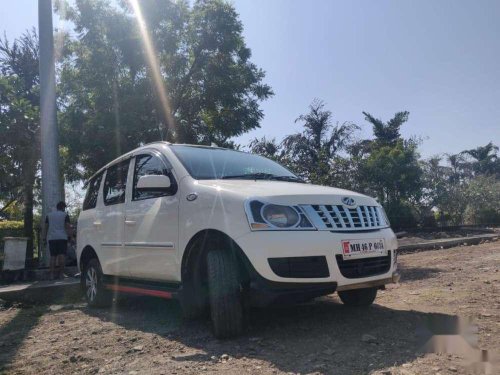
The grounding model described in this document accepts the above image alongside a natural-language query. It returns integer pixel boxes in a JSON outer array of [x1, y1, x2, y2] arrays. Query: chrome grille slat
[[370, 206, 378, 226], [332, 205, 347, 228], [319, 205, 338, 229], [303, 204, 387, 231], [364, 206, 372, 226], [343, 206, 355, 227]]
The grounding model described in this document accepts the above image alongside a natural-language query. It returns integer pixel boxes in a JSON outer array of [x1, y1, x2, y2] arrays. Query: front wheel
[[338, 287, 378, 306], [206, 250, 244, 338], [83, 258, 112, 307]]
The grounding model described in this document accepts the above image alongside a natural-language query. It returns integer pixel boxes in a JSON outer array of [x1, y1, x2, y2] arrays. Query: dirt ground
[[0, 241, 498, 375]]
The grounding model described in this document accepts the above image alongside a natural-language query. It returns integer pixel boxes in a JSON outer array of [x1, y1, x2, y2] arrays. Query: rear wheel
[[338, 287, 378, 306], [206, 249, 244, 338], [83, 258, 112, 307]]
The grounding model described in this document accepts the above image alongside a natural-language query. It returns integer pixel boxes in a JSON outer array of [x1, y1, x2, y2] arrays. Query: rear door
[[124, 151, 179, 281], [96, 159, 131, 276]]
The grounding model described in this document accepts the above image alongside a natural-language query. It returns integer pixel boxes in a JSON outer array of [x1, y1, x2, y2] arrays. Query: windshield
[[170, 145, 300, 181]]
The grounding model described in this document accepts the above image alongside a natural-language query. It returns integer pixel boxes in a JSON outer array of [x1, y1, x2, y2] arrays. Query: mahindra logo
[[342, 197, 356, 206]]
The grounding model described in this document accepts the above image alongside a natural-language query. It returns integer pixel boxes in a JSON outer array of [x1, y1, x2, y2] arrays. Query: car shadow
[[82, 294, 461, 375]]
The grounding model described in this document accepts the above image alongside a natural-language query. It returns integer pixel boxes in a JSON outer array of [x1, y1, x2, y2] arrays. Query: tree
[[281, 99, 359, 184], [445, 153, 469, 183], [362, 111, 409, 147], [357, 111, 422, 228], [464, 175, 500, 224], [462, 142, 499, 177], [57, 0, 273, 179], [248, 137, 283, 162], [0, 30, 40, 258]]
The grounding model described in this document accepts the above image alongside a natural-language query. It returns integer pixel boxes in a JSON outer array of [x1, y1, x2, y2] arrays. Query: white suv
[[77, 142, 399, 338]]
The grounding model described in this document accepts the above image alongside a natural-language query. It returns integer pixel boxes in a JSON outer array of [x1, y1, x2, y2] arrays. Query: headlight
[[245, 200, 315, 230], [262, 204, 299, 228]]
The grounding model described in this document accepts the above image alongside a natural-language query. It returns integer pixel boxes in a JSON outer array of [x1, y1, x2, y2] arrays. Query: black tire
[[82, 258, 112, 307], [338, 287, 378, 307], [206, 250, 244, 338]]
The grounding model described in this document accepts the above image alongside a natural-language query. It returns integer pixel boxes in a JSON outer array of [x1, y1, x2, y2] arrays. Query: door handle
[[93, 221, 102, 226], [125, 220, 137, 226]]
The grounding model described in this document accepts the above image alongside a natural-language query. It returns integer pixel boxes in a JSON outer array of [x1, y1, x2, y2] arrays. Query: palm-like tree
[[281, 99, 359, 183], [362, 111, 409, 146], [462, 142, 499, 176], [445, 153, 467, 182]]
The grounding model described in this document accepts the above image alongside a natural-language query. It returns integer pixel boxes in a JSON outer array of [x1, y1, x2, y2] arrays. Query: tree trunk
[[23, 178, 35, 266], [21, 156, 36, 267]]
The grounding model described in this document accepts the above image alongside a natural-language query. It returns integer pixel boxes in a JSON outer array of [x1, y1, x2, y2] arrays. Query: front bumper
[[235, 228, 398, 290]]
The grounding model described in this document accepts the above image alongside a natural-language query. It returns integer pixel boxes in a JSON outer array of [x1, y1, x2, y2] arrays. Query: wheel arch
[[79, 245, 99, 272], [181, 229, 250, 286]]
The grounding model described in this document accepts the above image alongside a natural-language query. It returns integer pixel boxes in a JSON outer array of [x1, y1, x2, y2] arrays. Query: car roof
[[83, 142, 233, 186]]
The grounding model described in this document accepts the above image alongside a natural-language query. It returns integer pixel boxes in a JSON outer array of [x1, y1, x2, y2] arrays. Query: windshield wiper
[[271, 175, 305, 183], [221, 173, 304, 183], [221, 172, 275, 180]]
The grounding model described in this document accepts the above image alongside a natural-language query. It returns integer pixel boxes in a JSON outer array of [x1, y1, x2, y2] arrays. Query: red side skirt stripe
[[105, 284, 173, 299]]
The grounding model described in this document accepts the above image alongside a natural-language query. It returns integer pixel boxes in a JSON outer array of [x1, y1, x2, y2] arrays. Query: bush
[[383, 201, 418, 230], [464, 176, 500, 225], [421, 214, 437, 228]]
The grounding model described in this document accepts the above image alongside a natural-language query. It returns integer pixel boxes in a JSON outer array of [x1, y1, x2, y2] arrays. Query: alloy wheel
[[85, 266, 98, 302]]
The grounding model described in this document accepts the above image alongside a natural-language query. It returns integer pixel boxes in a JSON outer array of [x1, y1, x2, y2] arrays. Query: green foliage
[[0, 221, 24, 230], [362, 111, 409, 147], [362, 140, 422, 206], [57, 0, 273, 179], [281, 99, 359, 184], [384, 201, 418, 230], [462, 142, 499, 176], [249, 101, 499, 228], [0, 200, 24, 221], [0, 30, 40, 254], [248, 137, 283, 162], [0, 31, 40, 202], [464, 176, 500, 224]]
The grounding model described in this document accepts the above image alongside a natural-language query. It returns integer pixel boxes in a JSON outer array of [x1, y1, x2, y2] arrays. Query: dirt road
[[1, 241, 498, 375]]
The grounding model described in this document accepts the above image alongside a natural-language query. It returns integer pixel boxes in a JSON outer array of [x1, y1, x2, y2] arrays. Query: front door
[[124, 151, 179, 281]]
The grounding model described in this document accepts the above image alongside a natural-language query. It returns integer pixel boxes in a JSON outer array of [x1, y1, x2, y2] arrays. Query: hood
[[195, 180, 378, 206]]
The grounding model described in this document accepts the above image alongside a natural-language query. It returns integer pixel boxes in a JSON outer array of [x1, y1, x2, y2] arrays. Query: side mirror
[[136, 175, 171, 190]]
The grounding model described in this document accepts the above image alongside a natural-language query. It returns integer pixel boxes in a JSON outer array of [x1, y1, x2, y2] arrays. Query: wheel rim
[[85, 266, 98, 302]]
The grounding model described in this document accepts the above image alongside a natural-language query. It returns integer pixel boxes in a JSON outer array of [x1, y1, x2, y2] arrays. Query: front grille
[[335, 251, 391, 279], [301, 204, 388, 231], [268, 256, 330, 278]]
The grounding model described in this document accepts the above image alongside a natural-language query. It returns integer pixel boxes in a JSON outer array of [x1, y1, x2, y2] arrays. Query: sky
[[1, 0, 499, 158]]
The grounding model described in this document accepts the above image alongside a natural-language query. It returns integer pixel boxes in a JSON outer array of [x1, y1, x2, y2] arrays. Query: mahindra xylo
[[77, 142, 399, 338]]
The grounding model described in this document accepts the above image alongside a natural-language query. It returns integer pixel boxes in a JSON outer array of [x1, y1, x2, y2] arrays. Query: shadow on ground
[[0, 303, 43, 373], [83, 295, 457, 375]]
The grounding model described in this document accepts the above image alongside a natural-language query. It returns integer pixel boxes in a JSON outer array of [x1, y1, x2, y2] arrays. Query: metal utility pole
[[39, 0, 62, 266]]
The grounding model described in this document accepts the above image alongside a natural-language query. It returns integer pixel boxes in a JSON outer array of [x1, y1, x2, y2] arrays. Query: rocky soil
[[0, 241, 498, 375]]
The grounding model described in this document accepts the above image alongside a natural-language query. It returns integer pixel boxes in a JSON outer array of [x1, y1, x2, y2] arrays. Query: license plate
[[341, 239, 386, 260]]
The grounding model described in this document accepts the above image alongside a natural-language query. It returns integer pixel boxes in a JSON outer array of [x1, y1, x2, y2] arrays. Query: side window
[[82, 173, 103, 210], [133, 154, 177, 201], [103, 159, 130, 206]]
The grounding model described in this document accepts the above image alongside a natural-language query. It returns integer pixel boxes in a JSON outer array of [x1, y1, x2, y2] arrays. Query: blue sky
[[2, 0, 499, 158]]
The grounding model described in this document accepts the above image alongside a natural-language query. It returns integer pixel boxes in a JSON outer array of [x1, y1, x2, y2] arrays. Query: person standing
[[42, 201, 72, 279]]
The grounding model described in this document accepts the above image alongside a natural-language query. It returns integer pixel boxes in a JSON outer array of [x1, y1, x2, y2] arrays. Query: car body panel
[[77, 142, 398, 292]]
